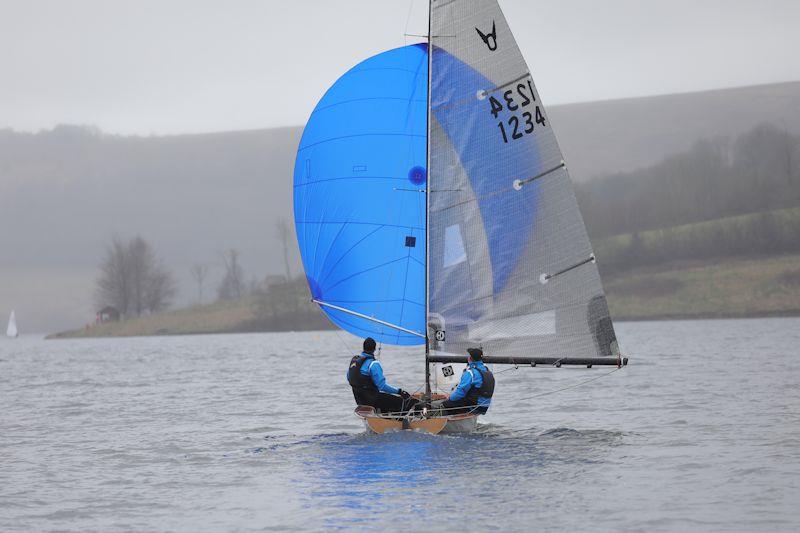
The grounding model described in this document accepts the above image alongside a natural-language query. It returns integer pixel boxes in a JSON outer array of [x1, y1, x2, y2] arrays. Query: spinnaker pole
[[424, 0, 433, 399]]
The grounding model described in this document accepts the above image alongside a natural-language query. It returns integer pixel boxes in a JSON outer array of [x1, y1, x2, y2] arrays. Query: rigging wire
[[507, 365, 624, 405], [374, 365, 626, 417], [333, 328, 358, 357], [402, 0, 416, 46]]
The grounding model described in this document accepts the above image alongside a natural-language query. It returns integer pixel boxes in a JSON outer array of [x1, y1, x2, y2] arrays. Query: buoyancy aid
[[465, 365, 495, 403], [347, 353, 378, 392]]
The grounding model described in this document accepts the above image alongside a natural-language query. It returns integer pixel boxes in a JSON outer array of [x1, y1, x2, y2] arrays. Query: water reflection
[[287, 424, 622, 529], [310, 432, 444, 513]]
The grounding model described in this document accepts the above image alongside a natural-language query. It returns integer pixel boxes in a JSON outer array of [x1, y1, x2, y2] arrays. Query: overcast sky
[[1, 0, 798, 135]]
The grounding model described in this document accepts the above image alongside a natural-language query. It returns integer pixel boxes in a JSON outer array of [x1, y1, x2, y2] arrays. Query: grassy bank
[[48, 255, 800, 339], [595, 206, 800, 273], [605, 254, 800, 320], [47, 296, 334, 339]]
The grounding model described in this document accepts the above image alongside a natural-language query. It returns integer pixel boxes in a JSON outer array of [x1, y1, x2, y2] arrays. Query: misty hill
[[555, 81, 800, 178], [1, 81, 799, 332], [1, 126, 303, 332]]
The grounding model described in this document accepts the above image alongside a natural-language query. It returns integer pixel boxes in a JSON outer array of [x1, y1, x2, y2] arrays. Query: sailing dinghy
[[293, 0, 627, 434], [7, 310, 18, 338]]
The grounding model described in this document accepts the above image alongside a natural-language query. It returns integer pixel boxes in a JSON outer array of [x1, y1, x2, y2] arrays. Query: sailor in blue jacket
[[440, 347, 495, 415], [347, 337, 416, 414]]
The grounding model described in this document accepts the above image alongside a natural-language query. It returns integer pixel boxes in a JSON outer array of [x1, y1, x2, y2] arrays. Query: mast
[[424, 0, 433, 398]]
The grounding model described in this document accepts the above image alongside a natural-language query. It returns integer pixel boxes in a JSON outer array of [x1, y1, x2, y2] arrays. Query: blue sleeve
[[449, 370, 473, 401], [370, 361, 399, 395]]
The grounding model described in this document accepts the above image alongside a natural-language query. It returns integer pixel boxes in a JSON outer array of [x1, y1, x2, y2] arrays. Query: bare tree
[[128, 237, 151, 317], [189, 263, 209, 305], [217, 249, 245, 301], [95, 235, 130, 317], [248, 275, 261, 296], [275, 217, 292, 281], [95, 235, 176, 317], [144, 269, 177, 313]]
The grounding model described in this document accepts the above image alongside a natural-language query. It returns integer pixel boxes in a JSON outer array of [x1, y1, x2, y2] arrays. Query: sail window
[[443, 224, 467, 267], [468, 310, 556, 340]]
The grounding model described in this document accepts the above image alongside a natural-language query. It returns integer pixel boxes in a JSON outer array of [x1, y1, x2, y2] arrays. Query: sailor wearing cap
[[440, 347, 495, 415]]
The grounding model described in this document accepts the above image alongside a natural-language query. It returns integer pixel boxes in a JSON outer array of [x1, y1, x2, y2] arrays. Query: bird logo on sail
[[476, 21, 498, 51]]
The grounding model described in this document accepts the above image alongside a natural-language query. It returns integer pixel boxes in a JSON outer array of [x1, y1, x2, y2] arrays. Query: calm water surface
[[2, 318, 799, 531]]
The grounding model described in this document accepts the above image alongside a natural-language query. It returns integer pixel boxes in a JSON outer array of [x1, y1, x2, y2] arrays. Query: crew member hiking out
[[347, 337, 417, 415], [436, 347, 494, 415]]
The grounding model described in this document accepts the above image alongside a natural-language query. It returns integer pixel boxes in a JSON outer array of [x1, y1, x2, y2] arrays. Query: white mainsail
[[427, 0, 620, 362], [6, 310, 18, 338]]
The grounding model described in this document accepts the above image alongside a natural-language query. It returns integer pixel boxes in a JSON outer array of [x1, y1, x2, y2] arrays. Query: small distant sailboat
[[293, 0, 627, 434], [7, 310, 18, 338]]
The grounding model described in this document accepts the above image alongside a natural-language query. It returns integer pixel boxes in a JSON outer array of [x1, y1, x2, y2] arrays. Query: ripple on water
[[1, 321, 799, 531]]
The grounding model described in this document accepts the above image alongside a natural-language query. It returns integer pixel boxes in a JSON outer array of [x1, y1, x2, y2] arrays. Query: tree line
[[94, 217, 300, 322], [577, 122, 800, 239], [595, 208, 800, 275], [576, 122, 800, 273]]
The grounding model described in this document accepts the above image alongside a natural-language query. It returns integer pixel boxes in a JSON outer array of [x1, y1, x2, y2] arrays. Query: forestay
[[427, 0, 620, 359]]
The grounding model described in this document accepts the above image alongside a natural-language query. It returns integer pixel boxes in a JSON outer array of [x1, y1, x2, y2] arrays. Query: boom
[[427, 354, 628, 367]]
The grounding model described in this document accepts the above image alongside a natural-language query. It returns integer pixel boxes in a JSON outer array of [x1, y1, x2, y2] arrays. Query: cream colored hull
[[355, 406, 478, 435]]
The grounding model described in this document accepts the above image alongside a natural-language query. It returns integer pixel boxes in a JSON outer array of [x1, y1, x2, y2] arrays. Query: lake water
[[2, 318, 799, 531]]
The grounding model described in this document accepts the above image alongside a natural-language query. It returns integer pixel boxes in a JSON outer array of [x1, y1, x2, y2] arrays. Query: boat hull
[[355, 406, 478, 435], [439, 413, 478, 433]]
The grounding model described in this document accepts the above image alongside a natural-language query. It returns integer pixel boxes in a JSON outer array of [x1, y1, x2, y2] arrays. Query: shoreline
[[45, 311, 800, 339]]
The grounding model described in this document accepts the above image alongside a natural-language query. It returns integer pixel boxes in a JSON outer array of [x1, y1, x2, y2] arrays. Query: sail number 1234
[[488, 79, 547, 143]]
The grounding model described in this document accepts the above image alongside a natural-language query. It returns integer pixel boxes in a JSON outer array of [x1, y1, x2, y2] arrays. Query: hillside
[[3, 80, 799, 332], [594, 207, 800, 274], [605, 255, 800, 321], [554, 81, 800, 179], [49, 252, 800, 339]]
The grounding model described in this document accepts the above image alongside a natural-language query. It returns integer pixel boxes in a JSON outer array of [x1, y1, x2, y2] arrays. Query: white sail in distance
[[7, 310, 18, 338]]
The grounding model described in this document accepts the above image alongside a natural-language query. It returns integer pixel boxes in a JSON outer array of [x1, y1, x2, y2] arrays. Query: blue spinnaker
[[293, 44, 427, 345]]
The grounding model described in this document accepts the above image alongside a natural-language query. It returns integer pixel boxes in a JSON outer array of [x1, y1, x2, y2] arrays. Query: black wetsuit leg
[[441, 397, 476, 415], [353, 388, 416, 415]]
